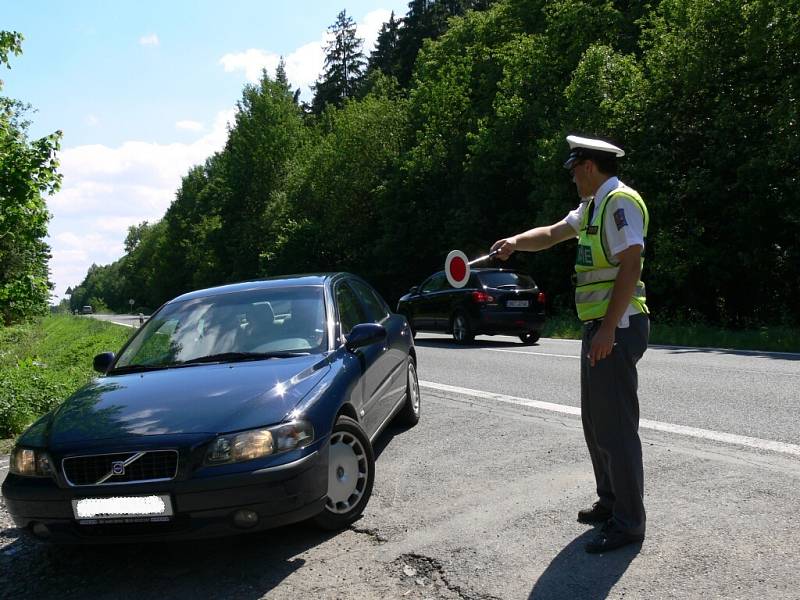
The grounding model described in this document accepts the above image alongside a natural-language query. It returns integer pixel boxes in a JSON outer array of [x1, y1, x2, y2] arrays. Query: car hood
[[38, 356, 331, 446]]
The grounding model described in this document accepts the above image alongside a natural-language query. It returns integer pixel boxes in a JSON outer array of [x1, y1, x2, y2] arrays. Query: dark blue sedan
[[2, 273, 420, 543]]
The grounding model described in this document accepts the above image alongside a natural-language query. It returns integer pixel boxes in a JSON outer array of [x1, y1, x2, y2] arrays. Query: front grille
[[63, 450, 179, 486]]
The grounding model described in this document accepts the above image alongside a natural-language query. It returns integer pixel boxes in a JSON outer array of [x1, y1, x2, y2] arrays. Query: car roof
[[168, 273, 353, 303], [429, 267, 526, 277]]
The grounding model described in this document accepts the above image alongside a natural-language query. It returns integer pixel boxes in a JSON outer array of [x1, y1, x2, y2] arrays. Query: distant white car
[[81, 305, 93, 314]]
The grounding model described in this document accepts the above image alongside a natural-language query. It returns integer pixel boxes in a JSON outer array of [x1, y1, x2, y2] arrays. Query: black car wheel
[[396, 358, 421, 426], [519, 331, 540, 345], [451, 311, 474, 344], [314, 415, 375, 530]]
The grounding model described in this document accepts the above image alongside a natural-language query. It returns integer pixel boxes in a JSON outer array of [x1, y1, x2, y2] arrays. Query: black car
[[2, 273, 420, 543], [397, 268, 546, 344]]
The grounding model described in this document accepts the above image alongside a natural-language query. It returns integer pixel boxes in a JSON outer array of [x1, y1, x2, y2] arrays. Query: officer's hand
[[588, 324, 615, 367], [491, 237, 516, 261]]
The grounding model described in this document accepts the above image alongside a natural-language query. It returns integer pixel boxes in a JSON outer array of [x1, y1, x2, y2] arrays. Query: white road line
[[488, 349, 579, 359], [110, 320, 136, 328], [420, 380, 800, 458]]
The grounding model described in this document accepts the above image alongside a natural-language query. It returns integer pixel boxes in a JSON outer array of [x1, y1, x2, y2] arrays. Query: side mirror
[[409, 286, 419, 294], [93, 352, 115, 373], [345, 323, 386, 352]]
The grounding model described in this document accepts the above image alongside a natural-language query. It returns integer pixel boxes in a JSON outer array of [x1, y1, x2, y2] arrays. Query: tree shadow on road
[[0, 421, 423, 598], [654, 344, 800, 361], [529, 529, 641, 600], [413, 335, 534, 350], [0, 520, 341, 599]]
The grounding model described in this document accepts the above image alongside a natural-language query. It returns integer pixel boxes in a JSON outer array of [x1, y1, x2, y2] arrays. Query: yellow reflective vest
[[574, 185, 649, 322]]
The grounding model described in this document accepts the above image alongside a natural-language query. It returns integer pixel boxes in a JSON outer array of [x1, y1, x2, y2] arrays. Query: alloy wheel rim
[[408, 362, 420, 415], [326, 430, 368, 514], [454, 316, 466, 341]]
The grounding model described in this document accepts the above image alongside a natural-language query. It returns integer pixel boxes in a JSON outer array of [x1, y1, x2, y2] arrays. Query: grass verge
[[0, 315, 133, 440]]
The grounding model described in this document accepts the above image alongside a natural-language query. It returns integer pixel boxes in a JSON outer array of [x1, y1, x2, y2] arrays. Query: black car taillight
[[472, 290, 494, 303], [537, 292, 546, 304]]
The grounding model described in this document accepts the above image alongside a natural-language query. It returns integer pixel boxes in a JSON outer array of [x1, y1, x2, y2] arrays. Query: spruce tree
[[311, 10, 366, 114]]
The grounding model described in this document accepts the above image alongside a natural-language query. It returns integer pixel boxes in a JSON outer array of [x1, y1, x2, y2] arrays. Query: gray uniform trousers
[[580, 312, 649, 535]]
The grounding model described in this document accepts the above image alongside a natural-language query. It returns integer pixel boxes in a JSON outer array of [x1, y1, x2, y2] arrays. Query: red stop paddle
[[445, 249, 499, 288]]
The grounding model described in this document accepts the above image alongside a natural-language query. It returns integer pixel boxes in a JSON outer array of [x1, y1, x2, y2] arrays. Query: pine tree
[[275, 57, 290, 91], [311, 10, 366, 114], [367, 11, 400, 79]]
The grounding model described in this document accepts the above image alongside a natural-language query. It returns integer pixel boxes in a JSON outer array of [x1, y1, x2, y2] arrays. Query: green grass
[[0, 315, 133, 439], [543, 311, 800, 353]]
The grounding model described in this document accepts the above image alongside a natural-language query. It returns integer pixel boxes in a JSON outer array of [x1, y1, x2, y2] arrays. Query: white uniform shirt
[[564, 177, 645, 328]]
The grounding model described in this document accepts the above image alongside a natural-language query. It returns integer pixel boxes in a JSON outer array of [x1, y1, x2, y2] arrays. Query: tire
[[313, 415, 375, 530], [396, 358, 421, 426], [451, 311, 474, 344], [519, 331, 540, 345]]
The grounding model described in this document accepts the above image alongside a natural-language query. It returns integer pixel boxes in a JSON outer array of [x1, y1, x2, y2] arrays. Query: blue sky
[[4, 1, 408, 300]]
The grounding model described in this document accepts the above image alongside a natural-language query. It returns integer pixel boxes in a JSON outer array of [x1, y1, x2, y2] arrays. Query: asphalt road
[[86, 312, 148, 329], [1, 332, 799, 599]]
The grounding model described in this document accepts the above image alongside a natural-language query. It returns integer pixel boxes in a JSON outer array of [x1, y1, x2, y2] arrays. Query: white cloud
[[219, 9, 392, 100], [176, 120, 204, 132], [360, 9, 393, 52], [139, 33, 160, 46], [47, 109, 236, 296], [219, 49, 282, 84]]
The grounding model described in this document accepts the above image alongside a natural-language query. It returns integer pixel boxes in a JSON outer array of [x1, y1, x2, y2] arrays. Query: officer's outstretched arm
[[492, 220, 575, 259]]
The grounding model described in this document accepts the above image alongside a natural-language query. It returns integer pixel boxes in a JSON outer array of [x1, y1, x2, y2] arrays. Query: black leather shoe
[[585, 523, 644, 554], [577, 502, 612, 524]]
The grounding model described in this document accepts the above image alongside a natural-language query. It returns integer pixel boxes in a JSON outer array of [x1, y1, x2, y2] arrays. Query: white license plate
[[72, 495, 174, 523], [507, 300, 529, 308]]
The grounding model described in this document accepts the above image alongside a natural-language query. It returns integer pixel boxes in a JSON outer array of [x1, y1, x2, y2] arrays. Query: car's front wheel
[[314, 415, 375, 530], [519, 331, 540, 345]]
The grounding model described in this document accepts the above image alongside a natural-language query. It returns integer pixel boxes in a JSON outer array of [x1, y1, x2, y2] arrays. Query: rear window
[[478, 271, 537, 289]]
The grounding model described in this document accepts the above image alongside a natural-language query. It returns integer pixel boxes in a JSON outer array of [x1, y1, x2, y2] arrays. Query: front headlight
[[205, 420, 315, 465], [9, 447, 54, 477]]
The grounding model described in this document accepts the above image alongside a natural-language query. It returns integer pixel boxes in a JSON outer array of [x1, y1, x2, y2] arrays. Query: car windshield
[[113, 286, 327, 369], [479, 272, 537, 289]]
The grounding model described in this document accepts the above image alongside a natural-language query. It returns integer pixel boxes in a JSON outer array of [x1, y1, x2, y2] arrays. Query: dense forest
[[61, 0, 799, 328]]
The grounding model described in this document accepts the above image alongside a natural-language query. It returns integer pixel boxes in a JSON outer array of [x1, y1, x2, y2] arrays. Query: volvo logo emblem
[[111, 461, 126, 476]]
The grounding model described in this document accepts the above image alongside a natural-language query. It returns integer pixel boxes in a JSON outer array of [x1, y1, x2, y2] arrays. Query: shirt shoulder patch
[[613, 208, 628, 230]]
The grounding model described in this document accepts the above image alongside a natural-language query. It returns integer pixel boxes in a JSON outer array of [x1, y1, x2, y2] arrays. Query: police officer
[[491, 135, 649, 553]]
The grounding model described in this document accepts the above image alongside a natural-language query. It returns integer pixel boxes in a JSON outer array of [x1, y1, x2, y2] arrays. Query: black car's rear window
[[478, 271, 537, 289]]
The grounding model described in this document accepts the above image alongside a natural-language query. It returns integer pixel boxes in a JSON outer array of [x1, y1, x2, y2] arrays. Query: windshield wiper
[[178, 351, 310, 365], [108, 364, 175, 375]]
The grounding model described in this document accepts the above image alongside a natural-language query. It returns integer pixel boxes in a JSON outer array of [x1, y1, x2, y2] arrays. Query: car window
[[348, 279, 390, 323], [478, 271, 537, 289], [420, 273, 447, 293], [336, 282, 367, 335]]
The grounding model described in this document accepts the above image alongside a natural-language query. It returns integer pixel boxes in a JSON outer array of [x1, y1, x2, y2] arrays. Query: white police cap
[[564, 135, 624, 169]]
